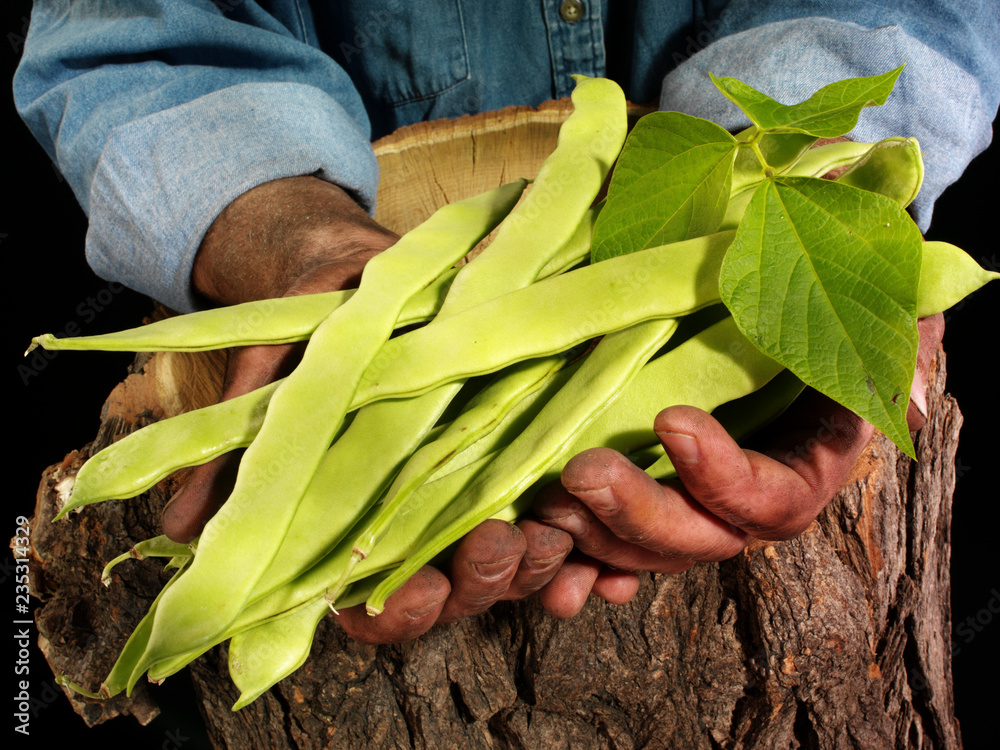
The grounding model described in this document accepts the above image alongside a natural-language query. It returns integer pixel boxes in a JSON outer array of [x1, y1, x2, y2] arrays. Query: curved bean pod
[[55, 381, 280, 517], [836, 137, 923, 208], [26, 197, 595, 359], [437, 75, 626, 315], [95, 558, 191, 698]]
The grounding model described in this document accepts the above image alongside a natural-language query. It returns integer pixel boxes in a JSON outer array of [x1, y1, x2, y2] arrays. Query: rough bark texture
[[23, 344, 963, 749]]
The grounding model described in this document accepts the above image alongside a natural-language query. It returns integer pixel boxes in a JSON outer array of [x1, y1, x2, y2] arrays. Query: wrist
[[192, 175, 397, 305]]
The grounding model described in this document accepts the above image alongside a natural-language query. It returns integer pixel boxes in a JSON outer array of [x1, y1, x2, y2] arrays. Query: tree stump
[[21, 103, 965, 749]]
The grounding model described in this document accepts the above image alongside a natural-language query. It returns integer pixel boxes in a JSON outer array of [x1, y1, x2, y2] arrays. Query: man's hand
[[162, 175, 574, 644], [530, 314, 946, 617]]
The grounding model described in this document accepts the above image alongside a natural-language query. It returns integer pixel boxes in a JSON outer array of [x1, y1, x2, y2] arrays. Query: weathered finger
[[501, 519, 574, 600], [536, 553, 602, 619], [591, 568, 641, 605], [333, 566, 450, 645], [907, 313, 945, 430], [656, 401, 873, 540], [546, 447, 749, 566], [534, 484, 702, 573], [218, 341, 302, 402], [436, 519, 527, 624]]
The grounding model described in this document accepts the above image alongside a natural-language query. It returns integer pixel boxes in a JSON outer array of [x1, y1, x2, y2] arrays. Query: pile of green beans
[[34, 76, 998, 710]]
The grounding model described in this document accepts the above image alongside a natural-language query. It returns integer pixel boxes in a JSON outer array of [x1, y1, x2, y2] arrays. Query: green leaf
[[710, 66, 904, 138], [591, 112, 737, 263], [719, 176, 922, 457]]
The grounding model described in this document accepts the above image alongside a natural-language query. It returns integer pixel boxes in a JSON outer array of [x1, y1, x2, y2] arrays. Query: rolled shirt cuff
[[86, 81, 379, 313], [659, 17, 995, 232]]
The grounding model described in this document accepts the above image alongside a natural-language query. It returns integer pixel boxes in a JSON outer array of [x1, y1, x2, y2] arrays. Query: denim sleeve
[[660, 2, 1000, 232], [13, 1, 378, 313]]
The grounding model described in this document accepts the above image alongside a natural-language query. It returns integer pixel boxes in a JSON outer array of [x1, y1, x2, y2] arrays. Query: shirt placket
[[542, 0, 607, 99]]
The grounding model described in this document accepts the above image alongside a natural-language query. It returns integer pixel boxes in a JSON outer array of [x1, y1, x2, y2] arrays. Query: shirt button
[[559, 0, 585, 23]]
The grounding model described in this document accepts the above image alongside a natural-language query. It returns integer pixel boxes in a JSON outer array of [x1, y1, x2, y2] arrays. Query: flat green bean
[[55, 381, 280, 517], [436, 76, 626, 315], [354, 231, 734, 406], [27, 194, 594, 359], [836, 137, 923, 207], [89, 558, 192, 698]]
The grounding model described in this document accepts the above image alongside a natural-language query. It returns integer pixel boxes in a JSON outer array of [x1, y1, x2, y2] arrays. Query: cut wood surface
[[22, 101, 965, 748]]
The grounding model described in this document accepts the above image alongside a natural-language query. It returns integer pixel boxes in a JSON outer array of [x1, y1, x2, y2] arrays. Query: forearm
[[14, 1, 378, 312]]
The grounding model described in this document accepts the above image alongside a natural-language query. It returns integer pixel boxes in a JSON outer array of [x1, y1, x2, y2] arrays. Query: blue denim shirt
[[14, 1, 1000, 311]]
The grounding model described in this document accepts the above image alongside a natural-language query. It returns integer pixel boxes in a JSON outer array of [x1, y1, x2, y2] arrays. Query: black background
[[5, 3, 997, 746]]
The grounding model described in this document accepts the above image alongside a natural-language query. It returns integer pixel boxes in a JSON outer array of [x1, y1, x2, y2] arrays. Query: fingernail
[[909, 368, 928, 417], [405, 597, 447, 620], [523, 553, 564, 574], [474, 557, 519, 581], [540, 510, 589, 537], [656, 430, 700, 464], [573, 485, 618, 513]]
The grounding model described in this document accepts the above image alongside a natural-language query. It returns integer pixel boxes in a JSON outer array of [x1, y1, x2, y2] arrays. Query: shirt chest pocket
[[329, 1, 470, 106]]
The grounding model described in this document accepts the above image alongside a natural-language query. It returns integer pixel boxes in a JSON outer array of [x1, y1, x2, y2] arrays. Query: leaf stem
[[748, 135, 774, 178]]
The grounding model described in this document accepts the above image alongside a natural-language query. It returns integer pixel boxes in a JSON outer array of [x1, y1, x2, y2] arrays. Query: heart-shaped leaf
[[719, 176, 922, 456]]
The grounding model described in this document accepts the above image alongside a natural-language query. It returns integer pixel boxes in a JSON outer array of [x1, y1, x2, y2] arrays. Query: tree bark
[[20, 102, 965, 748]]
